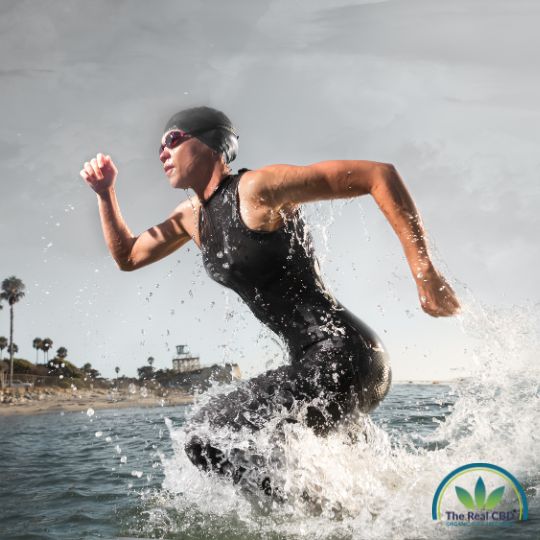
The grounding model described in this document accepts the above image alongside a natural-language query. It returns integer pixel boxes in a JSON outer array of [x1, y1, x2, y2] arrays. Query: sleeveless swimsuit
[[185, 168, 392, 492]]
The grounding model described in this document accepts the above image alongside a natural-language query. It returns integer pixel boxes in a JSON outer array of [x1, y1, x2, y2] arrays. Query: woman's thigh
[[187, 335, 392, 436], [183, 338, 392, 488], [187, 363, 300, 432]]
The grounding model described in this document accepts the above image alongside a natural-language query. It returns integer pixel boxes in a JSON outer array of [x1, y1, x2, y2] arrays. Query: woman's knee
[[184, 433, 238, 478], [184, 434, 208, 470]]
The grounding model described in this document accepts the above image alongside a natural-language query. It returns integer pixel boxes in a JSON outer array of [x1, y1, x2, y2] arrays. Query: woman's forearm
[[96, 187, 136, 270], [370, 165, 434, 281]]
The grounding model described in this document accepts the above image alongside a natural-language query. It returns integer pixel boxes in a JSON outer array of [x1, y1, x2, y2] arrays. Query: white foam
[[142, 302, 539, 539]]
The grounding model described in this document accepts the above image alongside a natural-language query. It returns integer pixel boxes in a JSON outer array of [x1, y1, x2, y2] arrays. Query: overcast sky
[[1, 0, 538, 381]]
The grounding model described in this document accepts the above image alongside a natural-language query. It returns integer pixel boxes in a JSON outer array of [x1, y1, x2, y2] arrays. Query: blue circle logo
[[432, 463, 528, 526]]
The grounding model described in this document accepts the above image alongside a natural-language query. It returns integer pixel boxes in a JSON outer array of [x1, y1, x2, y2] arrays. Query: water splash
[[131, 300, 539, 540]]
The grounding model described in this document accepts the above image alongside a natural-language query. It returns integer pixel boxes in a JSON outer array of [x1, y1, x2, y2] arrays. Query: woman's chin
[[169, 174, 189, 190]]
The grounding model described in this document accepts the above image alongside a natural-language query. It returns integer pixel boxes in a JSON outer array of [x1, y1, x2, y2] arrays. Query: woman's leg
[[184, 363, 300, 493], [184, 336, 392, 491]]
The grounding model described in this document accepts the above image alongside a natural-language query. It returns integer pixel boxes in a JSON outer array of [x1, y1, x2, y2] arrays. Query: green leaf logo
[[455, 486, 476, 510], [475, 476, 486, 508], [455, 477, 505, 511], [485, 486, 505, 510]]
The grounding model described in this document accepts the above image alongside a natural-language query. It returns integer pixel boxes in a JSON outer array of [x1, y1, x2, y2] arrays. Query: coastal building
[[172, 344, 201, 373], [166, 345, 242, 391]]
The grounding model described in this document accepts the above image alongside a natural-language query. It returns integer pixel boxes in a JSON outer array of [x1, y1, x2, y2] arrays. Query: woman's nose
[[160, 146, 170, 162]]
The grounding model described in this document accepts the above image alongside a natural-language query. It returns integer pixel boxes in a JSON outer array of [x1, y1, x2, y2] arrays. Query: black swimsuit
[[185, 168, 392, 491]]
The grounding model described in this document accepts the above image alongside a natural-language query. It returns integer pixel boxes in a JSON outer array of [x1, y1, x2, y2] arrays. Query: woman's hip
[[293, 333, 392, 410]]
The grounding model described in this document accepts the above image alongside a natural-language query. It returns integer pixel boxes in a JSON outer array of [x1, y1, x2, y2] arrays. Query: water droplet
[[86, 408, 95, 417], [217, 251, 224, 258], [95, 431, 103, 438]]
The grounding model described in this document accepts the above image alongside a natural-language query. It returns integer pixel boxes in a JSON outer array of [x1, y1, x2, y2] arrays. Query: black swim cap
[[163, 106, 239, 164]]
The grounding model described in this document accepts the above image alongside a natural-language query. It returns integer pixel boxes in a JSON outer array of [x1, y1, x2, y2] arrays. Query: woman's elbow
[[380, 162, 398, 179], [369, 163, 401, 198], [375, 162, 401, 189], [116, 257, 137, 272]]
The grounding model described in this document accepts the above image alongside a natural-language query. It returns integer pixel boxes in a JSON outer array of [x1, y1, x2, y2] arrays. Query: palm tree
[[32, 337, 43, 364], [0, 336, 7, 360], [115, 366, 120, 380], [56, 347, 68, 360], [1, 276, 26, 387], [40, 338, 53, 363], [147, 356, 155, 367]]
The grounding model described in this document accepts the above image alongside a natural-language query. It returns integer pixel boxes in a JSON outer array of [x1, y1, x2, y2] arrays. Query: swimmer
[[80, 105, 461, 497]]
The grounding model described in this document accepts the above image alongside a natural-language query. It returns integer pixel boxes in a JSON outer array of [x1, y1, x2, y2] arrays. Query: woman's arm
[[80, 153, 192, 271], [368, 164, 461, 317], [250, 160, 461, 317]]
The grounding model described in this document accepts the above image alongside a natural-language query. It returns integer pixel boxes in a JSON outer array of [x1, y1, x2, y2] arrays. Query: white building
[[172, 344, 201, 373]]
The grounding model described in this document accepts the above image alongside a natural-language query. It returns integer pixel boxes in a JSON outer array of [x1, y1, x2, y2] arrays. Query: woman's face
[[159, 129, 215, 189]]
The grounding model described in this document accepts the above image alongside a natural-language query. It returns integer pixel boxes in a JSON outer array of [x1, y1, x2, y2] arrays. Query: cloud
[[1, 0, 537, 379]]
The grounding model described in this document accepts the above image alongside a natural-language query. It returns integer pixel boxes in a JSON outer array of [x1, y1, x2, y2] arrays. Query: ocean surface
[[1, 307, 539, 540]]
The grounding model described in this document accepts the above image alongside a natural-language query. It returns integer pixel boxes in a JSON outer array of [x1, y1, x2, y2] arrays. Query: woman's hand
[[80, 152, 118, 194], [415, 265, 461, 317]]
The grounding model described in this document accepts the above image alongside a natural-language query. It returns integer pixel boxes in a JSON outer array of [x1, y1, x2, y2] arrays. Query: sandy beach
[[0, 380, 457, 417], [0, 386, 194, 416]]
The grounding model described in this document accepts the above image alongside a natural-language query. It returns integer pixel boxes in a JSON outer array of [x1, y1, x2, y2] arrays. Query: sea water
[[0, 305, 539, 540]]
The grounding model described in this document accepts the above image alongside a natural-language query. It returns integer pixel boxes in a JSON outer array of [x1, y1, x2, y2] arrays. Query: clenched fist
[[416, 266, 461, 317], [80, 153, 118, 194]]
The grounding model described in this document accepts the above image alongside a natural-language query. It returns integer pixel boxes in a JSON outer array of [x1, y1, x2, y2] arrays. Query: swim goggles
[[159, 125, 239, 155], [159, 129, 194, 155]]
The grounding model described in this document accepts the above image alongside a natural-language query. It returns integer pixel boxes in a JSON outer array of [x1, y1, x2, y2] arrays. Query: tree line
[[0, 275, 217, 390], [0, 276, 96, 387], [0, 338, 64, 364]]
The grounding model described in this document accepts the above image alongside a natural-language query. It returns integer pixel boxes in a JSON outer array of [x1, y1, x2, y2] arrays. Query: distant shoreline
[[0, 388, 194, 417], [0, 380, 462, 418]]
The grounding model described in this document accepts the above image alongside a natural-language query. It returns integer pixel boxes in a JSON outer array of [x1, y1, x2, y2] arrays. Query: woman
[[80, 105, 460, 496]]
